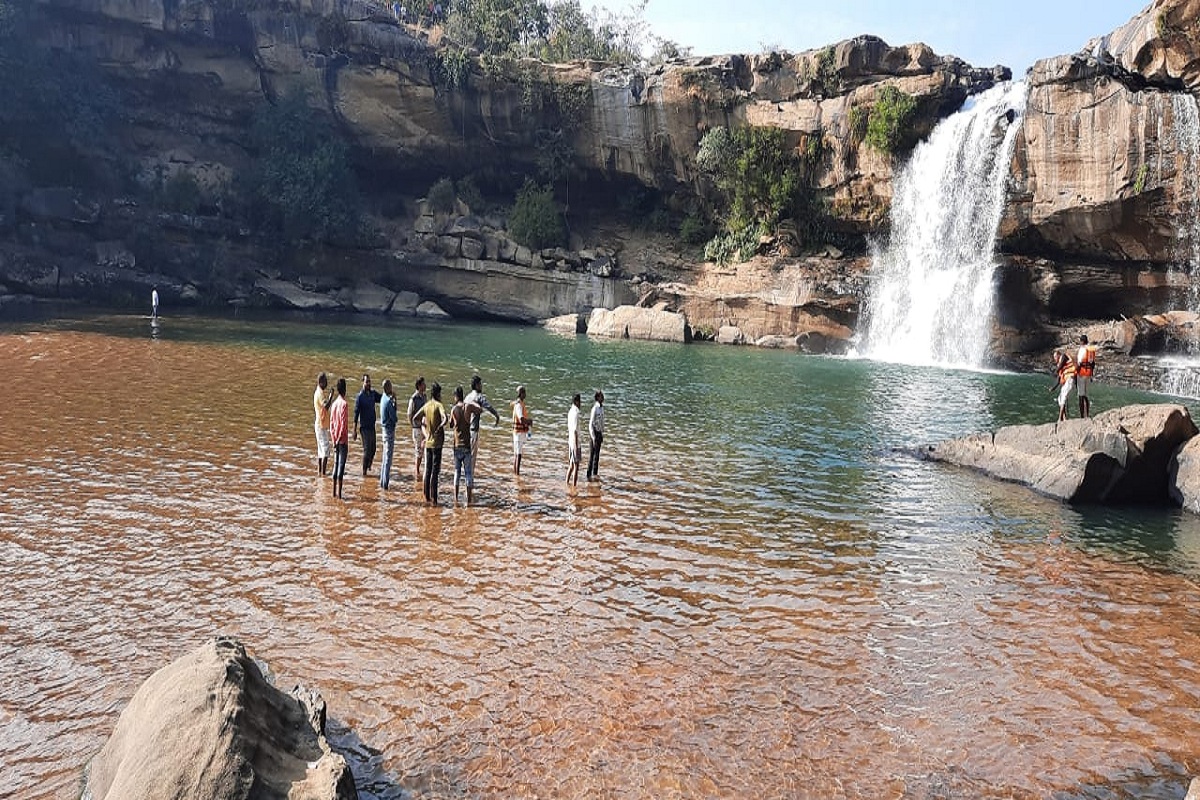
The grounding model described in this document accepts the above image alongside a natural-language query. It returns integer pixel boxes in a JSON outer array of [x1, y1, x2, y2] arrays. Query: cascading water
[[858, 81, 1028, 368], [1161, 94, 1200, 397]]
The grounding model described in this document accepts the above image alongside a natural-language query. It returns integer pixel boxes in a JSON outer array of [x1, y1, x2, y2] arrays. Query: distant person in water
[[1050, 349, 1076, 423], [449, 386, 482, 506], [465, 374, 501, 475], [586, 389, 604, 481], [407, 376, 428, 481], [313, 372, 333, 476], [566, 393, 582, 486], [353, 374, 382, 476], [151, 286, 159, 319], [422, 382, 447, 504], [1076, 334, 1098, 419], [379, 379, 397, 490], [511, 385, 532, 475], [330, 378, 349, 499]]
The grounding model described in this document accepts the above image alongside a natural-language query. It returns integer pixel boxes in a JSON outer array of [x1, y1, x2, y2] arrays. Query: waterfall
[[858, 81, 1028, 368], [1161, 94, 1200, 397]]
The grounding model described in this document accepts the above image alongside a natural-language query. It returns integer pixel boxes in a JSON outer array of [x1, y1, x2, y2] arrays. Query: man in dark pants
[[352, 373, 382, 476], [422, 382, 447, 504], [586, 390, 604, 481]]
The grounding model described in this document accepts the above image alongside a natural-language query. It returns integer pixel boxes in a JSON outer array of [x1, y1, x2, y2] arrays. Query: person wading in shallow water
[[421, 382, 447, 505], [313, 372, 333, 476], [566, 393, 582, 486], [407, 376, 427, 482], [449, 386, 482, 506], [465, 374, 501, 475], [511, 385, 532, 475], [587, 389, 604, 482], [353, 374, 382, 476], [330, 378, 349, 499]]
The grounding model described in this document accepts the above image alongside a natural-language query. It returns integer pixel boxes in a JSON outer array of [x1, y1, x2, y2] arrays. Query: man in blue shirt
[[352, 373, 382, 476]]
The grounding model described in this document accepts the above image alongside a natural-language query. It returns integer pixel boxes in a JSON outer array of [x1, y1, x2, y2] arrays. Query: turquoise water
[[5, 311, 1200, 799]]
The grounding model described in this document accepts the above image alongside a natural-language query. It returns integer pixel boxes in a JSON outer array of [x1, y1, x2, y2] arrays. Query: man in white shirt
[[566, 393, 582, 486], [151, 286, 159, 319], [586, 390, 604, 481], [465, 374, 501, 473]]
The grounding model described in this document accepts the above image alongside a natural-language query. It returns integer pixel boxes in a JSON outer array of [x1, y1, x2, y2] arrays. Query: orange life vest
[[1077, 345, 1097, 378], [1058, 356, 1077, 384]]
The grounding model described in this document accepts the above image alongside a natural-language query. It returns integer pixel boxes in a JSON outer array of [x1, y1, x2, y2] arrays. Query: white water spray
[[1161, 94, 1200, 397], [858, 81, 1028, 368]]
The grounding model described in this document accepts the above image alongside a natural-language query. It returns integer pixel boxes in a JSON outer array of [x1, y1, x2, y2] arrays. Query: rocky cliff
[[0, 0, 1002, 331]]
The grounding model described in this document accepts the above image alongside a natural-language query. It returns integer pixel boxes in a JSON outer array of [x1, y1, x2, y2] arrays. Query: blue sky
[[599, 0, 1147, 75]]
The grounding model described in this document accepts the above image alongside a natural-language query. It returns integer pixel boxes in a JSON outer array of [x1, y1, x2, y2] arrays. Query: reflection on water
[[3, 313, 1200, 799]]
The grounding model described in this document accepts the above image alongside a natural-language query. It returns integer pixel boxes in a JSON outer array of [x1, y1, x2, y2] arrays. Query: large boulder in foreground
[[926, 404, 1198, 505], [83, 637, 357, 800]]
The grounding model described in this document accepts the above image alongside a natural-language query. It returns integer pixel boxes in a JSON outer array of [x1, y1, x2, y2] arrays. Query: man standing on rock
[[313, 372, 333, 477], [1076, 334, 1097, 419], [353, 374, 382, 476], [465, 374, 501, 474], [1050, 349, 1076, 423], [511, 385, 532, 475], [407, 377, 428, 482]]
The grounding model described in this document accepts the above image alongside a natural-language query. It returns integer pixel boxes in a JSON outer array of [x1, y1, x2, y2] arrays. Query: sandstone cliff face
[[1005, 0, 1200, 268]]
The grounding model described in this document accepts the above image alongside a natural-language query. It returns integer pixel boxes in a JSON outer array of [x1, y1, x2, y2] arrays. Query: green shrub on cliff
[[241, 89, 363, 245], [508, 179, 564, 249], [696, 125, 801, 233], [864, 85, 919, 156], [428, 177, 457, 213]]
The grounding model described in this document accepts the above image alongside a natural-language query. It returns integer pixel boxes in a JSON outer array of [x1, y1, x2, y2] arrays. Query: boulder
[[587, 305, 691, 343], [416, 300, 449, 318], [755, 334, 801, 349], [926, 404, 1198, 504], [542, 313, 585, 335], [82, 637, 357, 800], [20, 187, 101, 224], [460, 237, 486, 260], [717, 325, 746, 345], [94, 241, 136, 269], [254, 278, 342, 311], [1171, 437, 1200, 514], [341, 281, 396, 314], [390, 290, 420, 315]]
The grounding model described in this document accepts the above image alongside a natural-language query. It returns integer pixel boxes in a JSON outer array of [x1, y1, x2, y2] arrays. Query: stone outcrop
[[926, 404, 1199, 505], [542, 312, 585, 334], [82, 637, 357, 800], [587, 305, 691, 343], [1170, 436, 1200, 513]]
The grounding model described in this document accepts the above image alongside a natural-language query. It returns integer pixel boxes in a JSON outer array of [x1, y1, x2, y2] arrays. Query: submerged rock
[[926, 404, 1198, 505], [82, 637, 357, 800]]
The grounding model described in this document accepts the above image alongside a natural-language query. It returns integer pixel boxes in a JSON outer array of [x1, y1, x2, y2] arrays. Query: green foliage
[[0, 2, 120, 179], [241, 89, 363, 244], [810, 46, 839, 97], [539, 0, 642, 63], [864, 85, 918, 156], [456, 175, 485, 211], [508, 178, 564, 249], [704, 221, 767, 264], [679, 214, 711, 245], [534, 127, 573, 183], [696, 125, 801, 232], [444, 0, 549, 56], [160, 170, 204, 215], [848, 106, 868, 142], [438, 46, 471, 90], [1133, 162, 1149, 194], [428, 176, 457, 212]]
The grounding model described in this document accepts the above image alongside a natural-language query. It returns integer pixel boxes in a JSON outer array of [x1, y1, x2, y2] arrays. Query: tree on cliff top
[[445, 0, 549, 56]]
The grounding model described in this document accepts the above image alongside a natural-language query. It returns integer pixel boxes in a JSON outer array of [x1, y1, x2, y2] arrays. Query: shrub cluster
[[508, 179, 564, 249]]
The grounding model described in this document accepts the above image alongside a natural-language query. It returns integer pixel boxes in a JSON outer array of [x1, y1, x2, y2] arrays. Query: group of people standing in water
[[1050, 334, 1099, 423], [312, 372, 606, 504]]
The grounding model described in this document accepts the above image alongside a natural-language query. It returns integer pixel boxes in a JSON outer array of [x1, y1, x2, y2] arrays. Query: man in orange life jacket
[[1076, 334, 1098, 419], [1050, 349, 1076, 423]]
